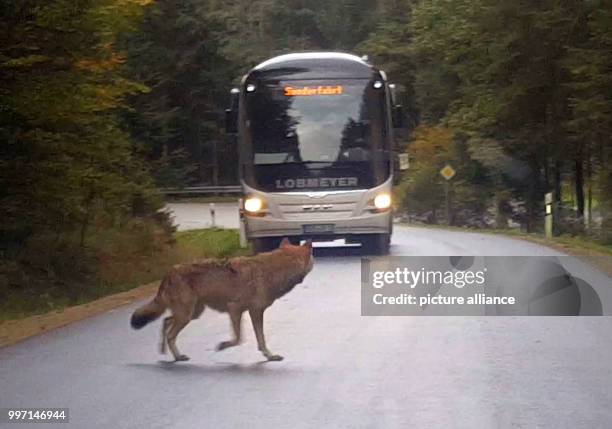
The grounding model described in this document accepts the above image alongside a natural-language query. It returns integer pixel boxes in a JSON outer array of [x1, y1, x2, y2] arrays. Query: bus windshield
[[244, 79, 391, 191]]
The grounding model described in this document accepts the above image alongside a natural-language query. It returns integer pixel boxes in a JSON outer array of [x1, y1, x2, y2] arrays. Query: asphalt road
[[1, 203, 612, 428]]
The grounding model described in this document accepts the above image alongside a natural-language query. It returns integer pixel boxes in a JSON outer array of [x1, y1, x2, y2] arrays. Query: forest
[[1, 0, 611, 309]]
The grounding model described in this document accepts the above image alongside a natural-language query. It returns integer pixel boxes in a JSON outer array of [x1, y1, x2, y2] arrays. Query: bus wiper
[[279, 161, 334, 165]]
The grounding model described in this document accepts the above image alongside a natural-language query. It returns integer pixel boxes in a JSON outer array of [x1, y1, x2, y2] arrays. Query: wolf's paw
[[266, 354, 284, 362], [216, 340, 236, 351], [174, 354, 190, 362]]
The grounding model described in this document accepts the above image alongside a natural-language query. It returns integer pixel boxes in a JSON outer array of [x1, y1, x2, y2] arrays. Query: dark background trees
[[387, 0, 610, 239], [1, 0, 611, 299]]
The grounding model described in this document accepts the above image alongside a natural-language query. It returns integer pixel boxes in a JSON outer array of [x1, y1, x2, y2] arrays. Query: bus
[[225, 52, 404, 254]]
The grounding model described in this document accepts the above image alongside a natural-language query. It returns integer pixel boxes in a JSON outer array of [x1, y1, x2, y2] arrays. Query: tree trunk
[[574, 156, 585, 218], [525, 166, 541, 233], [586, 146, 592, 229], [554, 160, 562, 204]]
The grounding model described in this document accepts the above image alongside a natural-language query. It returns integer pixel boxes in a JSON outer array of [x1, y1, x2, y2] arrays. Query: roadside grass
[[493, 229, 612, 257], [175, 228, 250, 259], [0, 228, 250, 322], [403, 222, 612, 257]]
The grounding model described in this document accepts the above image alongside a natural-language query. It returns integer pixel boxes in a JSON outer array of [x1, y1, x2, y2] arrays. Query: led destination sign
[[284, 85, 344, 96]]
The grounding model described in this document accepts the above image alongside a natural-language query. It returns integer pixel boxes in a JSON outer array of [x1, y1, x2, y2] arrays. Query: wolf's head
[[279, 237, 314, 274]]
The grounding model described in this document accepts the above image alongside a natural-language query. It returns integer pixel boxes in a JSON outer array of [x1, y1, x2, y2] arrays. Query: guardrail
[[161, 185, 242, 195]]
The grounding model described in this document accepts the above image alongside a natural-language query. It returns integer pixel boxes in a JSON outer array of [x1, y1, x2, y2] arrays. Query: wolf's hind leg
[[166, 314, 191, 362], [191, 300, 206, 320], [249, 308, 283, 361], [217, 304, 243, 351], [160, 316, 173, 354]]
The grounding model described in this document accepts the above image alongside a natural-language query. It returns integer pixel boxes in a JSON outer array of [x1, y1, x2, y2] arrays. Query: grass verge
[[403, 222, 612, 278], [0, 228, 250, 347], [403, 223, 612, 257]]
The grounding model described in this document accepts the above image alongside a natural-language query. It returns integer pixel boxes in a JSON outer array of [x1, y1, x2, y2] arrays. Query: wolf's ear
[[280, 237, 291, 248]]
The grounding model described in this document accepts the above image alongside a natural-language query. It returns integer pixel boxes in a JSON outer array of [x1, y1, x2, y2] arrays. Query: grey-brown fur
[[131, 238, 314, 362]]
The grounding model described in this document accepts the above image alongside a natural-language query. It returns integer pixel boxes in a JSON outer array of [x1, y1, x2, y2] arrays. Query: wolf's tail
[[130, 279, 168, 329]]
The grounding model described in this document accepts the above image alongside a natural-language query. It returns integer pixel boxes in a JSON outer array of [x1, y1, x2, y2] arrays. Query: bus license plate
[[303, 224, 335, 234]]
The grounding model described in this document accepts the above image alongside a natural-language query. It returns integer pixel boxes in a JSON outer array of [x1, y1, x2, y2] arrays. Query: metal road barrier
[[161, 185, 241, 195]]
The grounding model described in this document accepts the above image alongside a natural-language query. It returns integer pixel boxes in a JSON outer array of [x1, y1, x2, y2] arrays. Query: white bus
[[226, 52, 404, 254]]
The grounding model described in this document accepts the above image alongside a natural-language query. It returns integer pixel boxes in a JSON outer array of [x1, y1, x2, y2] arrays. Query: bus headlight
[[374, 193, 392, 210], [244, 197, 264, 213]]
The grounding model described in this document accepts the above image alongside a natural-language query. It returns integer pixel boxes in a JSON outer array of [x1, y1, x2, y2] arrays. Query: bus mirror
[[392, 104, 404, 128], [225, 109, 237, 134]]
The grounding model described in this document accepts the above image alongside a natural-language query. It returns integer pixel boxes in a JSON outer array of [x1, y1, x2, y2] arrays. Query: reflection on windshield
[[288, 89, 363, 162], [247, 80, 384, 165]]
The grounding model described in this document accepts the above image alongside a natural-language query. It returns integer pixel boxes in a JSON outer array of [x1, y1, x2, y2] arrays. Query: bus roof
[[247, 52, 379, 81], [254, 52, 369, 70]]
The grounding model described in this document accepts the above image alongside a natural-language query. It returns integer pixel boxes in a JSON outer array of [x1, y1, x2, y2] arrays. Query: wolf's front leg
[[249, 308, 283, 361], [217, 304, 243, 351]]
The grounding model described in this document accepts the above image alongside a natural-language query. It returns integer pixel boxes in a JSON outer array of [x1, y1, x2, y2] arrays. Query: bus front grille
[[278, 202, 357, 220]]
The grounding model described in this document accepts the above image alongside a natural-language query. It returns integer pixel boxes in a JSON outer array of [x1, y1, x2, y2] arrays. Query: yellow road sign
[[440, 164, 456, 181]]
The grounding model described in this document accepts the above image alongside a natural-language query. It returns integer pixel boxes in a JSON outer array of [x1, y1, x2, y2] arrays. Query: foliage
[[123, 0, 236, 186], [0, 227, 247, 321], [397, 125, 492, 226], [0, 0, 172, 304], [402, 0, 611, 236]]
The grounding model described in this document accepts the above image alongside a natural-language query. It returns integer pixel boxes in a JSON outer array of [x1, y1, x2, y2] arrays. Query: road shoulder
[[402, 222, 612, 277], [0, 282, 158, 349]]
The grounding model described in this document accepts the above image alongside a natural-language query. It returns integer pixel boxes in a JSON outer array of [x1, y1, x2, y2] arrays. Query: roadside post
[[440, 164, 456, 225], [398, 153, 410, 171], [545, 192, 553, 239], [238, 198, 247, 248], [210, 203, 216, 228]]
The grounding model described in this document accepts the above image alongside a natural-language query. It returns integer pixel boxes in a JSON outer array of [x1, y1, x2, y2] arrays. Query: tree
[[409, 0, 591, 232], [124, 0, 237, 186], [0, 0, 167, 300], [397, 125, 492, 225], [359, 0, 418, 130], [565, 1, 612, 239]]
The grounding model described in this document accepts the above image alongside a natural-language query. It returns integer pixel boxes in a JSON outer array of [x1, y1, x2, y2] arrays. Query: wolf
[[130, 238, 313, 362]]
